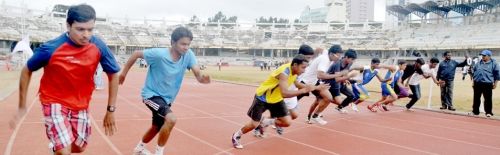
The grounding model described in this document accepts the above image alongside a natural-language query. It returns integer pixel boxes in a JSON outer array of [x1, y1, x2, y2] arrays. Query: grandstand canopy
[[387, 5, 411, 19], [422, 1, 451, 17], [387, 0, 500, 19], [406, 3, 431, 18]]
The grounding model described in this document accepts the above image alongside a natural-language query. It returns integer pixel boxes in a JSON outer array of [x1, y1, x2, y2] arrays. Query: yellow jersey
[[255, 63, 297, 104]]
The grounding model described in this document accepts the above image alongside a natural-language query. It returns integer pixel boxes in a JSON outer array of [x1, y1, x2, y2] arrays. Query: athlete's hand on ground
[[9, 108, 27, 129], [103, 112, 117, 136], [118, 74, 126, 85]]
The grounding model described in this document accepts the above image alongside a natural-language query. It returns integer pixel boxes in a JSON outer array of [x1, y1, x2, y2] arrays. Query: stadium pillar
[[236, 49, 239, 57], [218, 48, 221, 56], [202, 48, 205, 56]]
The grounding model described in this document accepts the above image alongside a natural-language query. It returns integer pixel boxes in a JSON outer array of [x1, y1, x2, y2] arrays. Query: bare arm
[[278, 73, 312, 98], [375, 73, 389, 83], [317, 71, 347, 80], [397, 74, 405, 88], [103, 72, 119, 136], [191, 64, 210, 84], [10, 66, 33, 128], [19, 66, 32, 111], [294, 80, 306, 89], [119, 50, 144, 84]]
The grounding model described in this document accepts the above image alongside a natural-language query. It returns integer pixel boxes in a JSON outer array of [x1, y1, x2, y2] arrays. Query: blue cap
[[480, 50, 492, 56]]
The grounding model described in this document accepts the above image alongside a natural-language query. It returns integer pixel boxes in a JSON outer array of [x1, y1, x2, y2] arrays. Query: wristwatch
[[107, 105, 116, 112]]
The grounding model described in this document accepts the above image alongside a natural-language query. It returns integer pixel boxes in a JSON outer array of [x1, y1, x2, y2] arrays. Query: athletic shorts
[[143, 96, 172, 127], [396, 85, 410, 98], [283, 96, 299, 110], [42, 103, 91, 151], [352, 83, 369, 101], [330, 88, 341, 97], [247, 96, 288, 122], [297, 81, 321, 100], [381, 83, 396, 97]]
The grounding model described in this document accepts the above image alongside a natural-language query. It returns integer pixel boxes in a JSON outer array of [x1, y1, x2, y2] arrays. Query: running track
[[1, 71, 500, 155]]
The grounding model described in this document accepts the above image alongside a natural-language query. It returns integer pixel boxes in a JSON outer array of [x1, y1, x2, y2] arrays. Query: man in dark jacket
[[436, 51, 467, 111]]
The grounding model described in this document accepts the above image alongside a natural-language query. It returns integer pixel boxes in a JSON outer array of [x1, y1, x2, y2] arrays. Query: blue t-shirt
[[360, 66, 379, 85], [141, 48, 197, 104]]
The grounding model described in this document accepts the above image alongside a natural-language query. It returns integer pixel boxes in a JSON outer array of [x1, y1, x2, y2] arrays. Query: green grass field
[[187, 65, 500, 114], [0, 70, 20, 100], [2, 64, 498, 115]]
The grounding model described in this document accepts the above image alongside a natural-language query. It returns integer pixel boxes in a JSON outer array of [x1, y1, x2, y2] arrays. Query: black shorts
[[297, 81, 321, 100], [143, 96, 172, 127], [247, 96, 288, 122], [330, 87, 341, 97]]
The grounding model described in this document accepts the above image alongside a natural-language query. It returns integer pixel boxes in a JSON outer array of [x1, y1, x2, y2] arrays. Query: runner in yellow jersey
[[231, 54, 329, 149]]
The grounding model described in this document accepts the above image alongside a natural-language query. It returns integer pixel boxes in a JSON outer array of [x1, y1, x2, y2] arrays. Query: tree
[[208, 11, 237, 23], [188, 15, 200, 27]]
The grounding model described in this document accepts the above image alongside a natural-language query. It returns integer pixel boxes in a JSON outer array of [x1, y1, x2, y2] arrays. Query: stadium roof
[[406, 3, 430, 18], [387, 0, 500, 18], [422, 1, 451, 17]]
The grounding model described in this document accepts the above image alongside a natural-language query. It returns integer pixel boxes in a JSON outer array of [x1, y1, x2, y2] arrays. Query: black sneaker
[[448, 107, 456, 111], [381, 105, 389, 111], [253, 125, 265, 137], [275, 126, 284, 135], [439, 106, 447, 110], [486, 114, 493, 117]]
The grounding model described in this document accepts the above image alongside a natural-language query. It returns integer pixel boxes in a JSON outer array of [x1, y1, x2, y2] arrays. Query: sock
[[307, 114, 312, 119], [261, 118, 275, 127], [312, 113, 319, 118], [233, 129, 242, 138], [156, 145, 164, 155], [135, 141, 146, 151]]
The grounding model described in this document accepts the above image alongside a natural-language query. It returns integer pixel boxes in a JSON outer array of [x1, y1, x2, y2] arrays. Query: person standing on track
[[10, 4, 121, 154], [470, 50, 499, 117], [119, 27, 211, 155]]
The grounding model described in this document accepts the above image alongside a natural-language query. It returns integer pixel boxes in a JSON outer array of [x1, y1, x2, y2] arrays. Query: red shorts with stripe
[[42, 103, 91, 151]]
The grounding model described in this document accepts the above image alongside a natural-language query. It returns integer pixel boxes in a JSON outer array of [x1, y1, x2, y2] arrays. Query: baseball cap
[[480, 50, 492, 56]]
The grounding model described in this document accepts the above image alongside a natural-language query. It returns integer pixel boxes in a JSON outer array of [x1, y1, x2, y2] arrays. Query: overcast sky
[[4, 0, 388, 22]]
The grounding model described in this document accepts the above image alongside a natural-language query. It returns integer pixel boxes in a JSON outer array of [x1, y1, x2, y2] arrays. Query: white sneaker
[[309, 117, 328, 125], [351, 104, 359, 112], [134, 145, 152, 155], [133, 149, 152, 155], [48, 142, 54, 154]]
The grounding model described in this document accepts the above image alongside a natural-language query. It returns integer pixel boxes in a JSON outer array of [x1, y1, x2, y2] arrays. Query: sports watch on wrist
[[107, 105, 116, 112]]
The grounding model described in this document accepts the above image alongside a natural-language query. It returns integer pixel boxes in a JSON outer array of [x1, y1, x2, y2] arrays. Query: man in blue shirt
[[471, 50, 499, 117], [436, 51, 467, 111], [119, 27, 210, 155]]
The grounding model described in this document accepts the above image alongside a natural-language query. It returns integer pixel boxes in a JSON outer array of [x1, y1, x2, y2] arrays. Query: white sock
[[233, 129, 243, 138], [261, 118, 276, 127], [156, 145, 165, 154], [135, 141, 146, 151]]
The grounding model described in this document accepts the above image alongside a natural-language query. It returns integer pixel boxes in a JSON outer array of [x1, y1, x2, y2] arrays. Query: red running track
[[1, 71, 500, 155]]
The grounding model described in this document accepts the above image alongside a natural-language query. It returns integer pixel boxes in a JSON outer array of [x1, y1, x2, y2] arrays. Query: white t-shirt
[[300, 54, 331, 85], [408, 64, 437, 85]]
